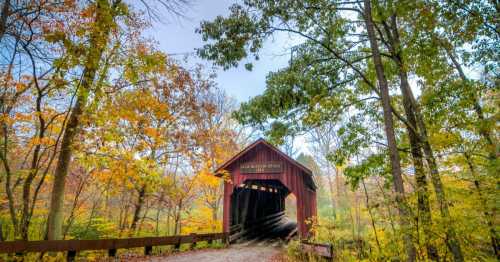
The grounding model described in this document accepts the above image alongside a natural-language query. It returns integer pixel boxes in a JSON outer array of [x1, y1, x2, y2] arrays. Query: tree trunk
[[0, 39, 19, 238], [398, 61, 439, 260], [348, 190, 356, 240], [385, 14, 464, 260], [46, 0, 116, 240], [363, 1, 416, 260], [0, 0, 10, 42], [118, 193, 131, 237], [130, 185, 146, 234], [212, 206, 218, 231], [46, 93, 86, 240], [0, 221, 4, 241], [325, 166, 337, 219], [137, 201, 150, 234], [155, 192, 165, 236], [174, 200, 183, 235], [335, 166, 341, 209], [362, 179, 382, 253], [82, 195, 99, 237], [376, 178, 397, 236], [20, 88, 46, 240], [2, 153, 18, 237], [166, 207, 171, 235], [62, 172, 88, 239]]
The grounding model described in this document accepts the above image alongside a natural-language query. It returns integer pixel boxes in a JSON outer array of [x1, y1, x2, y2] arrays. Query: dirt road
[[136, 241, 284, 262]]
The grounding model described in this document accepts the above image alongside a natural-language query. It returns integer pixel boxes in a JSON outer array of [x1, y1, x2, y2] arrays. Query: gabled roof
[[215, 138, 313, 177]]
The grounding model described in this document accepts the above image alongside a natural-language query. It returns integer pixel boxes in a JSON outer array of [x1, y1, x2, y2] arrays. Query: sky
[[147, 0, 295, 102], [147, 0, 311, 155]]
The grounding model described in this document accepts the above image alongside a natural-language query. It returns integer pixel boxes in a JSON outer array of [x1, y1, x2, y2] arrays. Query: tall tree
[[371, 2, 463, 259], [362, 1, 416, 258], [47, 0, 125, 240]]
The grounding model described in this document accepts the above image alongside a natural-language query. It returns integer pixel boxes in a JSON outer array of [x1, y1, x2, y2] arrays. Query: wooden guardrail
[[0, 232, 228, 261]]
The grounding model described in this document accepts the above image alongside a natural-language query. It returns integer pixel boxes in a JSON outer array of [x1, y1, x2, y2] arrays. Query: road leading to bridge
[[140, 240, 284, 262], [145, 217, 295, 262]]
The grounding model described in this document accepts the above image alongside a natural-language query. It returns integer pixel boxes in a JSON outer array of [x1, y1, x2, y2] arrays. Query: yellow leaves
[[198, 169, 220, 187], [28, 137, 56, 146], [92, 169, 112, 181], [220, 170, 232, 183], [134, 140, 147, 152], [44, 29, 66, 44], [429, 130, 461, 150], [182, 206, 222, 234]]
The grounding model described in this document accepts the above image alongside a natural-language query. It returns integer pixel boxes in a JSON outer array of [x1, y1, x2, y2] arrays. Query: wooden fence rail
[[0, 232, 228, 261]]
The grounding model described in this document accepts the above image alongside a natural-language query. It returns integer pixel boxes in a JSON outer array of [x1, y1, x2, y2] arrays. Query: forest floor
[[132, 241, 286, 262]]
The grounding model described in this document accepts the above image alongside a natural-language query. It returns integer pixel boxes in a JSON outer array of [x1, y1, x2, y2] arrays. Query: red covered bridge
[[215, 138, 317, 242]]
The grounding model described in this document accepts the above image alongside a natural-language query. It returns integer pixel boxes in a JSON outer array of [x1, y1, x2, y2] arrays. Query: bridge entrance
[[215, 138, 317, 242], [229, 179, 297, 242]]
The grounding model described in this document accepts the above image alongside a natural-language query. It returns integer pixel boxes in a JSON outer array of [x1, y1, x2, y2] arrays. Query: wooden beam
[[0, 233, 228, 254]]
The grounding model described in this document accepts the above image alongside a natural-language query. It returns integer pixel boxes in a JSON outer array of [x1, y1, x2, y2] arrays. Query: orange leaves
[[143, 127, 159, 139], [79, 5, 95, 19], [0, 114, 15, 126], [15, 82, 27, 92], [14, 112, 32, 122], [136, 43, 149, 56]]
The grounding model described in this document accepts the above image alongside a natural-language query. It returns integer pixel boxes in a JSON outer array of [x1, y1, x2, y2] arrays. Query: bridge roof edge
[[214, 138, 315, 188]]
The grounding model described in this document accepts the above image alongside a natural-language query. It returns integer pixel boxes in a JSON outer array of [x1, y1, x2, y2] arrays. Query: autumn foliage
[[0, 0, 245, 249], [0, 0, 498, 261]]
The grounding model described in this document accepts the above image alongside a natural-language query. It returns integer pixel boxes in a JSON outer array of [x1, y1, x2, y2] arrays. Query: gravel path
[[136, 242, 284, 262]]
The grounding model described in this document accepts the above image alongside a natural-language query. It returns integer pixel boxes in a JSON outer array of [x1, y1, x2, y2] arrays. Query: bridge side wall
[[222, 143, 317, 238]]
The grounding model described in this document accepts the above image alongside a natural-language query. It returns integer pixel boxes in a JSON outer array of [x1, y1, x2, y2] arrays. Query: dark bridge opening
[[229, 180, 297, 243]]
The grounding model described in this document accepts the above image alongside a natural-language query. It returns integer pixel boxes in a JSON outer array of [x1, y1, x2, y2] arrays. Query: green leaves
[[344, 153, 389, 189], [197, 4, 264, 70]]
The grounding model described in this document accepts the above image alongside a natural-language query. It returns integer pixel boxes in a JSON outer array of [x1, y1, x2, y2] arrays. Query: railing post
[[67, 250, 76, 262], [190, 233, 197, 249], [108, 248, 117, 257], [174, 237, 181, 251], [144, 245, 152, 256], [223, 233, 230, 247], [208, 236, 213, 246]]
